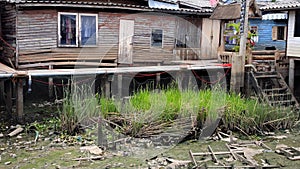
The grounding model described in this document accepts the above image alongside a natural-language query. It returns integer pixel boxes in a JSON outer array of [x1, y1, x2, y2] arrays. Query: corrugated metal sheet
[[209, 4, 241, 20], [260, 1, 300, 10], [8, 0, 212, 14], [148, 0, 179, 9]]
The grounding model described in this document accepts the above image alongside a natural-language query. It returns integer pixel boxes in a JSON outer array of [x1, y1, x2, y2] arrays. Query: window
[[151, 29, 163, 47], [272, 26, 286, 40], [224, 21, 237, 45], [58, 12, 98, 47], [250, 26, 259, 43], [294, 11, 300, 37]]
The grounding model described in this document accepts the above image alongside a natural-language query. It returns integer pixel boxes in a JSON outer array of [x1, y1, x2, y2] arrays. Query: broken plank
[[189, 150, 197, 167], [207, 145, 219, 164]]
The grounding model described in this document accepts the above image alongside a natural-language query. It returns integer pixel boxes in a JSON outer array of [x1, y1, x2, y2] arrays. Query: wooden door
[[200, 18, 220, 59], [118, 19, 134, 64]]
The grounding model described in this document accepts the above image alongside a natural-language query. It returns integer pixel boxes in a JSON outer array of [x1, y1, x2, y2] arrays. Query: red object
[[210, 0, 218, 7]]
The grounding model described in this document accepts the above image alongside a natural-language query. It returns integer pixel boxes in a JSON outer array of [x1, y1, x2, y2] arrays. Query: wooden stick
[[225, 143, 237, 160], [191, 150, 244, 156], [73, 156, 103, 161], [189, 150, 197, 167], [208, 145, 219, 164], [8, 127, 23, 137]]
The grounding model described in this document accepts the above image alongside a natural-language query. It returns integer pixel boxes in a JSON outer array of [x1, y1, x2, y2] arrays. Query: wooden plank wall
[[14, 8, 212, 69], [131, 13, 176, 64], [175, 16, 201, 49], [200, 18, 220, 60], [1, 4, 16, 65], [17, 9, 57, 51]]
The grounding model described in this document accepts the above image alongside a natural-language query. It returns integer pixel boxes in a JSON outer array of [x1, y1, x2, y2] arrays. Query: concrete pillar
[[289, 58, 295, 92]]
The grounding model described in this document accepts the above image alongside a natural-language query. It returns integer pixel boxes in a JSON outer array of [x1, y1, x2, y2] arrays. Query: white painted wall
[[287, 11, 300, 57]]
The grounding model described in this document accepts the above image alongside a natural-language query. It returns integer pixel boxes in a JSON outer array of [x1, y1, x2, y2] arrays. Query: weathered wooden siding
[[200, 18, 220, 59], [14, 8, 211, 69], [287, 11, 300, 57], [175, 17, 201, 49], [17, 9, 57, 51], [132, 13, 176, 64], [249, 18, 286, 51], [1, 4, 16, 64]]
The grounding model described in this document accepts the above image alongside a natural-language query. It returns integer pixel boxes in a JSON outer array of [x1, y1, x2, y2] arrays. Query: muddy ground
[[0, 104, 300, 169]]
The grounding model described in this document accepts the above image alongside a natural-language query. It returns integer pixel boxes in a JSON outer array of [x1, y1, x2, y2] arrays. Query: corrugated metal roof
[[257, 0, 300, 10], [209, 3, 241, 19], [260, 1, 300, 10], [7, 0, 212, 13], [179, 0, 212, 8]]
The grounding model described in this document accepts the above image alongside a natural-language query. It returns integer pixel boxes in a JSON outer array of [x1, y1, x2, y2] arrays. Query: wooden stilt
[[289, 59, 295, 93], [0, 80, 4, 107], [230, 53, 243, 93], [117, 74, 122, 98], [156, 63, 161, 89], [4, 80, 12, 117], [16, 78, 24, 123], [49, 65, 54, 101], [105, 76, 111, 98]]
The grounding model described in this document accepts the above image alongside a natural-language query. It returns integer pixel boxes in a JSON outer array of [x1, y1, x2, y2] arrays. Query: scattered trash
[[0, 133, 3, 138]]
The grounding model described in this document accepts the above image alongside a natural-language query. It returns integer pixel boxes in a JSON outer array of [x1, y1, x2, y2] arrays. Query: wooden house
[[0, 0, 220, 71], [261, 1, 300, 100]]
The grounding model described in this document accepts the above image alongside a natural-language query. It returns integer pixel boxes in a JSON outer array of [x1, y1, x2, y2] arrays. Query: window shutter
[[284, 26, 287, 40], [272, 26, 278, 40]]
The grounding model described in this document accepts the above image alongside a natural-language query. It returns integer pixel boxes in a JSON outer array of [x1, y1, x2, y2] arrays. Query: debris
[[73, 156, 104, 161], [276, 146, 300, 160], [266, 135, 288, 140], [80, 145, 103, 155], [0, 133, 4, 138], [8, 127, 24, 137], [4, 161, 11, 165]]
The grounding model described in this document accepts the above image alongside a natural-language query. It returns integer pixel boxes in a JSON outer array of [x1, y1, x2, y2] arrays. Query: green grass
[[59, 82, 299, 137]]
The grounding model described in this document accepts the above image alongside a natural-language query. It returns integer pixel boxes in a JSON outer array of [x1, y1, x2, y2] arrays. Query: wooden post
[[16, 78, 24, 123], [289, 58, 295, 93], [48, 65, 54, 101], [104, 76, 111, 98], [156, 63, 161, 89], [117, 74, 122, 98], [0, 80, 4, 107], [4, 80, 12, 117], [230, 53, 243, 93], [97, 117, 107, 147]]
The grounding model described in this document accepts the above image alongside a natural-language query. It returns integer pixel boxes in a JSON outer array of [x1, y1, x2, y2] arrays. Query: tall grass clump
[[222, 92, 297, 134], [58, 82, 101, 135]]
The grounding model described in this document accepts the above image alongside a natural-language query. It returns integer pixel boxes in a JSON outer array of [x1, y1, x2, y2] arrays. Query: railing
[[173, 48, 201, 60]]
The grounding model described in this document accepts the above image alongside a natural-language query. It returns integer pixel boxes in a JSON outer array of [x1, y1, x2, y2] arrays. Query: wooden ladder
[[250, 71, 299, 109]]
